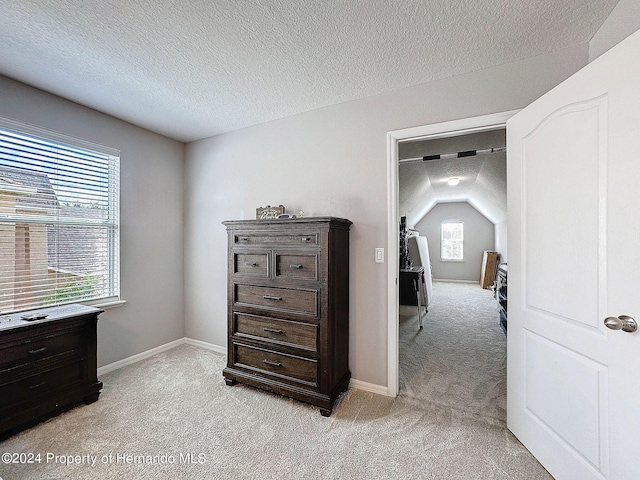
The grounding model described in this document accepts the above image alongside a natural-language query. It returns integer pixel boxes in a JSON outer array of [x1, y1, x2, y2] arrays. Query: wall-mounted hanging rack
[[399, 146, 506, 164]]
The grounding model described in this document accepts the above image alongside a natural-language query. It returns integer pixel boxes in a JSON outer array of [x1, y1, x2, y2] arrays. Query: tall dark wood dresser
[[0, 304, 103, 438], [222, 217, 351, 416]]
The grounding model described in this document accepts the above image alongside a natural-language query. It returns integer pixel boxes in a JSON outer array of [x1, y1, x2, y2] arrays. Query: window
[[441, 221, 464, 261], [0, 118, 120, 313]]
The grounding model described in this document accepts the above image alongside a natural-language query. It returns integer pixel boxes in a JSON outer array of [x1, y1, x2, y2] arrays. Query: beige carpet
[[0, 282, 552, 479], [399, 281, 508, 426]]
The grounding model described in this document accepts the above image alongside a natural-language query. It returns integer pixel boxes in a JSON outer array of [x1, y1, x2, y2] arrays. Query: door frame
[[386, 109, 519, 396]]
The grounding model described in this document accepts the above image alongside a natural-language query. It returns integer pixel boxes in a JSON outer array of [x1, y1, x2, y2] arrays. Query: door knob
[[604, 315, 637, 333]]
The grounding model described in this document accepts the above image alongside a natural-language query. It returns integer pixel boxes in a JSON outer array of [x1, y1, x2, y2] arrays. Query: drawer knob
[[289, 264, 303, 269], [263, 359, 281, 367], [28, 347, 47, 355], [302, 237, 311, 242], [262, 295, 282, 301], [245, 262, 258, 266], [263, 327, 283, 334]]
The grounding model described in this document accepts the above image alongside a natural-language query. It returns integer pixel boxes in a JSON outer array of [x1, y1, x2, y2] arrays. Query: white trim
[[432, 279, 478, 284], [97, 338, 186, 375], [85, 299, 127, 310], [386, 131, 400, 397], [97, 337, 228, 376], [184, 337, 227, 355], [386, 110, 519, 398], [349, 379, 389, 396], [96, 337, 387, 399]]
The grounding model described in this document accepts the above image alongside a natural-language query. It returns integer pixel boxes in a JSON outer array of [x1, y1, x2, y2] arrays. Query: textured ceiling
[[399, 129, 506, 226], [0, 0, 618, 142]]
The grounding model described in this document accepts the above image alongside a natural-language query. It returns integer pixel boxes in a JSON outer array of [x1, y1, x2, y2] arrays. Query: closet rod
[[399, 146, 506, 164]]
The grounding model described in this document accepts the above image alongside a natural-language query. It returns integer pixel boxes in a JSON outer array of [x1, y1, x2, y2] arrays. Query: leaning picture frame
[[256, 205, 285, 219]]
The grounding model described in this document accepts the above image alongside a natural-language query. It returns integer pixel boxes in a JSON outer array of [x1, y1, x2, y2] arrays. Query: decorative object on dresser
[[0, 304, 103, 439], [256, 205, 286, 219], [222, 217, 351, 416]]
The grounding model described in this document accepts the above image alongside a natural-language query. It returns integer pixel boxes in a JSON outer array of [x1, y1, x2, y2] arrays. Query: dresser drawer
[[233, 252, 270, 277], [0, 328, 84, 371], [235, 284, 318, 316], [234, 344, 317, 385], [234, 313, 317, 352], [275, 253, 318, 280], [234, 232, 319, 246], [0, 359, 85, 408]]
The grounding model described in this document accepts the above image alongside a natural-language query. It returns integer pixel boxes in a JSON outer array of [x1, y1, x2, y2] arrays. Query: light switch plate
[[375, 248, 384, 263]]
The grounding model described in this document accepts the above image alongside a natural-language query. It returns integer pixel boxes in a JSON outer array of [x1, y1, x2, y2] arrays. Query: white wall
[[184, 44, 589, 388], [495, 221, 507, 263], [415, 202, 494, 282], [0, 75, 185, 368], [589, 0, 640, 61]]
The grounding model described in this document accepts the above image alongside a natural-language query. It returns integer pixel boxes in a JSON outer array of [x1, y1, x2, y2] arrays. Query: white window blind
[[0, 119, 120, 313], [441, 221, 464, 261]]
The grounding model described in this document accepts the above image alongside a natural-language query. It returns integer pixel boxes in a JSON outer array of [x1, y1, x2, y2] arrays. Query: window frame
[[440, 220, 464, 262], [0, 116, 123, 313]]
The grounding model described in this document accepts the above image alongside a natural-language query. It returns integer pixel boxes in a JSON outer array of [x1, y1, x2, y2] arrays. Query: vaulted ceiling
[[399, 129, 506, 226], [0, 0, 618, 142]]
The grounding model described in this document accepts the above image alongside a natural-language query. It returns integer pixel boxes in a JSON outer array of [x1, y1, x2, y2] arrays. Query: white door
[[507, 29, 640, 480]]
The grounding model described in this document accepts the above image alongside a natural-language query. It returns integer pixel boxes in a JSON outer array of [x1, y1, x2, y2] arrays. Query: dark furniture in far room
[[494, 263, 507, 334], [0, 304, 103, 439], [480, 250, 499, 289], [222, 217, 351, 416], [399, 266, 427, 329]]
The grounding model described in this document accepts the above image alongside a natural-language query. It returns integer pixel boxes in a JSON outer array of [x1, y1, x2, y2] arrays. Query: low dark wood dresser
[[222, 217, 351, 416], [0, 304, 103, 438]]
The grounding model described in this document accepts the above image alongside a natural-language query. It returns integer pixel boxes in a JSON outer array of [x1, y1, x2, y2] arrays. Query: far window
[[441, 221, 463, 261], [0, 118, 120, 313]]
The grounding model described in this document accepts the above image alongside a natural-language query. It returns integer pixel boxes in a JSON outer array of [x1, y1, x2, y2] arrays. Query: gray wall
[[1, 26, 617, 387], [184, 44, 589, 388], [0, 75, 185, 368], [415, 202, 495, 282], [589, 0, 640, 61], [495, 221, 508, 263], [0, 0, 640, 385]]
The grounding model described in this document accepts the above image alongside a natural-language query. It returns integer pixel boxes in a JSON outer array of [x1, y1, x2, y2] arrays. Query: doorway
[[386, 110, 518, 396]]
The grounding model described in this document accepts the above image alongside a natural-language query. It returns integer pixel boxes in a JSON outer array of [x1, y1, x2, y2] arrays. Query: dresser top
[[223, 216, 352, 228], [0, 304, 103, 332]]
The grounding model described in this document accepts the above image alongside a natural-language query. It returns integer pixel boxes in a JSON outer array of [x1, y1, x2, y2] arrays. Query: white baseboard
[[433, 278, 478, 284], [349, 378, 390, 396], [97, 338, 186, 376], [97, 337, 228, 376], [97, 338, 391, 397], [184, 337, 226, 354], [179, 341, 391, 396]]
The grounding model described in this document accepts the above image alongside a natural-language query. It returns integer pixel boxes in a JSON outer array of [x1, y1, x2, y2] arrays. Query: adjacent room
[[0, 1, 639, 479], [397, 129, 508, 423]]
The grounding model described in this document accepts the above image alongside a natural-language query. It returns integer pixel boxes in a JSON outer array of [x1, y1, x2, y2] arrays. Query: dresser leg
[[320, 408, 332, 417], [224, 378, 237, 386]]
